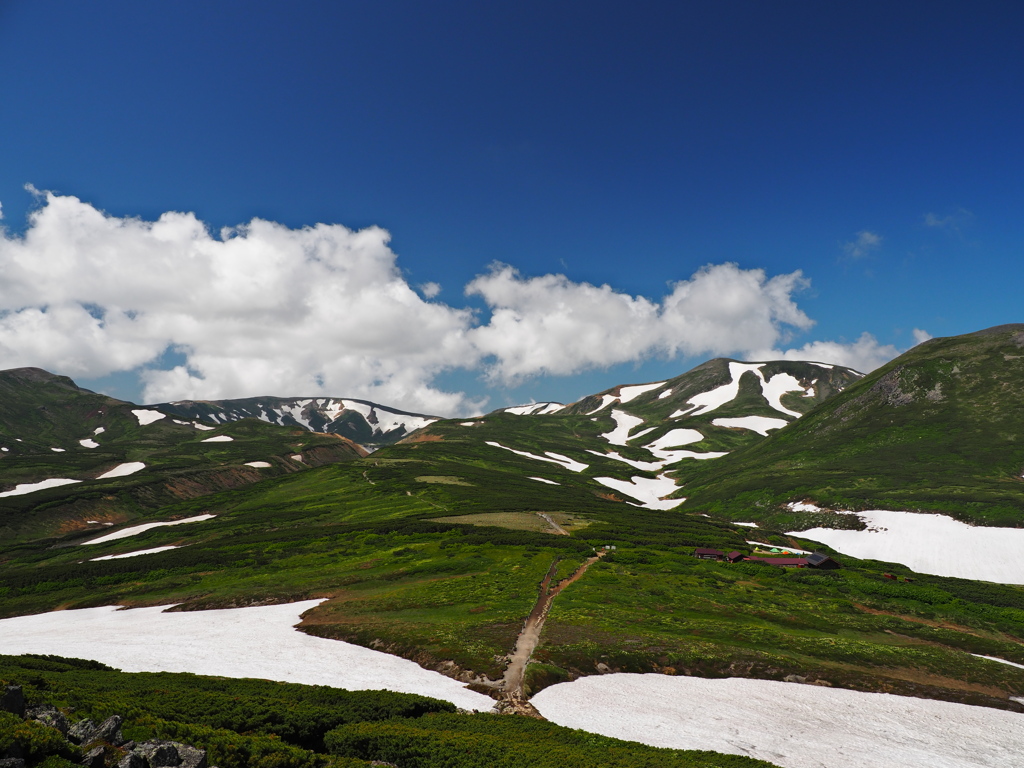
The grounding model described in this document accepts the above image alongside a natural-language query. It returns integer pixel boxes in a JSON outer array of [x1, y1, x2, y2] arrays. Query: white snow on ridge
[[79, 439, 100, 448], [0, 601, 492, 711], [645, 428, 704, 450], [790, 509, 1024, 585], [531, 674, 1024, 768], [686, 362, 765, 416], [503, 402, 564, 416], [132, 409, 166, 426], [193, 422, 215, 430], [601, 410, 646, 446], [201, 435, 234, 443], [90, 546, 180, 561], [0, 478, 82, 498], [594, 474, 683, 510], [735, 522, 758, 527], [587, 450, 664, 472], [617, 382, 666, 403], [712, 415, 789, 436], [485, 441, 588, 472], [528, 477, 560, 485], [585, 394, 619, 415], [96, 462, 146, 479], [759, 372, 804, 417], [79, 514, 216, 546]]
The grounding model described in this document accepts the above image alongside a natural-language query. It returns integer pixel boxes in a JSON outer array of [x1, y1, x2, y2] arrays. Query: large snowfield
[[531, 673, 1024, 768], [790, 509, 1024, 585], [0, 601, 491, 711]]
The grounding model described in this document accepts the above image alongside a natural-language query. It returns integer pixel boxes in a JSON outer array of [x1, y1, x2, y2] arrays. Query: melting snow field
[[531, 674, 1024, 768], [90, 546, 180, 561], [132, 409, 166, 426], [79, 514, 216, 545], [244, 461, 272, 468], [96, 462, 146, 479], [712, 415, 789, 436], [617, 381, 665, 403], [0, 601, 492, 711], [789, 510, 1024, 585], [594, 474, 683, 510], [79, 438, 99, 448], [601, 410, 646, 445], [485, 441, 588, 472], [0, 478, 82, 498], [201, 435, 234, 443]]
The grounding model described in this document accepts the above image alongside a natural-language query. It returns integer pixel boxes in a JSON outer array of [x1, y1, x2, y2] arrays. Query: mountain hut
[[694, 548, 726, 561]]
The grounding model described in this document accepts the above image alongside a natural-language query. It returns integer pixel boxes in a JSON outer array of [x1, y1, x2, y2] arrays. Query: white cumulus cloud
[[466, 263, 813, 381], [0, 192, 910, 414]]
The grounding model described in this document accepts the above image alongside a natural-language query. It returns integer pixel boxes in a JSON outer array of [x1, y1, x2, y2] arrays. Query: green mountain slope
[[0, 368, 364, 544], [678, 325, 1024, 527], [2, 357, 1023, 723]]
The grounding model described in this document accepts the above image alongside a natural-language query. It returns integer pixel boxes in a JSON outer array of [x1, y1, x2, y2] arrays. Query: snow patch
[[587, 450, 664, 472], [658, 388, 673, 399], [711, 416, 789, 436], [531, 674, 1024, 768], [759, 372, 804, 417], [686, 363, 764, 416], [97, 462, 146, 479], [193, 422, 215, 430], [132, 409, 166, 426], [94, 427, 105, 435], [244, 461, 272, 468], [485, 441, 588, 472], [291, 454, 304, 462], [528, 477, 560, 485], [79, 514, 216, 545], [0, 601, 492, 711], [617, 382, 665, 403], [601, 410, 646, 446], [503, 402, 564, 415], [594, 474, 683, 510], [735, 522, 758, 527], [585, 394, 619, 414], [201, 435, 234, 443], [0, 478, 82, 498], [79, 438, 100, 449], [50, 447, 65, 452], [790, 509, 1024, 585], [90, 546, 180, 561], [787, 501, 823, 512]]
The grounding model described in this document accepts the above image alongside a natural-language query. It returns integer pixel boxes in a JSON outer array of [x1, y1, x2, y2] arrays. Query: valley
[[2, 325, 1024, 767]]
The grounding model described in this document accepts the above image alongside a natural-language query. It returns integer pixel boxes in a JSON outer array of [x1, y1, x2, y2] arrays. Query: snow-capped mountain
[[152, 396, 438, 449]]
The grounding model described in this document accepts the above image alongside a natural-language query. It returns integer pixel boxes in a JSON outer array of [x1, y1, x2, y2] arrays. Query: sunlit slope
[[0, 367, 364, 544], [403, 359, 862, 508], [680, 324, 1024, 526]]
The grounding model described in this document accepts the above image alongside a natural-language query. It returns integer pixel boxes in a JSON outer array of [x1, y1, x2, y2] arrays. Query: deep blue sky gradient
[[1, 1, 1022, 405]]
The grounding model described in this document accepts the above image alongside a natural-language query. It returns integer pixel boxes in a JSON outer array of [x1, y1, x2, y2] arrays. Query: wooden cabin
[[694, 547, 726, 561]]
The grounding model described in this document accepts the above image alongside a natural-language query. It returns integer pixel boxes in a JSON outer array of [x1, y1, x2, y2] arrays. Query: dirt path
[[536, 512, 569, 535], [500, 551, 605, 714]]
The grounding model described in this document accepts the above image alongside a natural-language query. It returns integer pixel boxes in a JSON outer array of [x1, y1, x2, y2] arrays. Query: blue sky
[[1, 1, 1022, 414]]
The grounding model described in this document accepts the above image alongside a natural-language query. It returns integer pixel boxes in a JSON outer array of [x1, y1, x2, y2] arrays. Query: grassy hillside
[[678, 325, 1024, 526], [2, 356, 1024, 723]]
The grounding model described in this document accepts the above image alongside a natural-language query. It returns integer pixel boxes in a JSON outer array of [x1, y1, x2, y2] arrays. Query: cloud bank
[[0, 192, 908, 415]]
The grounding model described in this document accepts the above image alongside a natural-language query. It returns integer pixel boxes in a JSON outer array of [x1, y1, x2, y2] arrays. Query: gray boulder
[[68, 718, 96, 744], [82, 745, 106, 768], [26, 704, 70, 736]]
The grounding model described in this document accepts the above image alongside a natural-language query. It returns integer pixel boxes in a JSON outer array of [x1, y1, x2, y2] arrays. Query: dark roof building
[[694, 548, 726, 560], [806, 552, 841, 569], [726, 551, 745, 563]]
